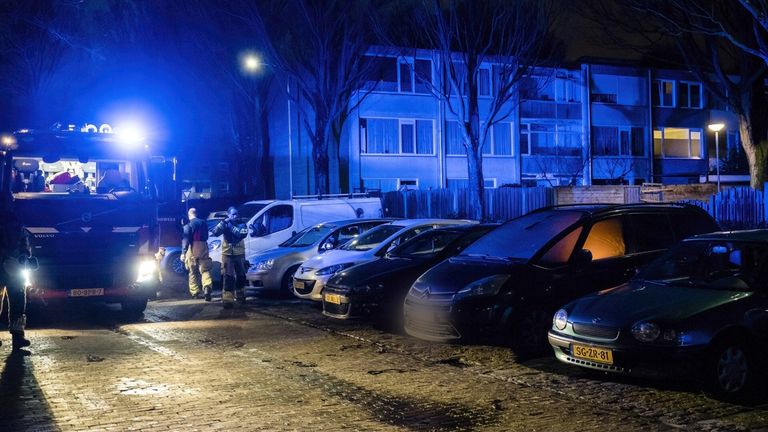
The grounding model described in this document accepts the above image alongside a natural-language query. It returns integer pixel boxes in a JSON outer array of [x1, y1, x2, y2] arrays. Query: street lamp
[[708, 123, 725, 193], [241, 53, 263, 74]]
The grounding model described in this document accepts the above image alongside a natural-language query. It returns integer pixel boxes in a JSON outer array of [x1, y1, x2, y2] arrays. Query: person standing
[[181, 208, 213, 301], [210, 207, 248, 308], [0, 200, 32, 350]]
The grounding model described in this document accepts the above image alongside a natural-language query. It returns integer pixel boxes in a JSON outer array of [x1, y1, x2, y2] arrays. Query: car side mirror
[[320, 240, 335, 252], [572, 249, 593, 266]]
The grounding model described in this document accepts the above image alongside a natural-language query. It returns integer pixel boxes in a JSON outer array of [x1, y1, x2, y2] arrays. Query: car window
[[341, 224, 403, 251], [583, 217, 627, 260], [539, 227, 584, 266], [253, 204, 293, 235], [630, 213, 675, 253], [390, 230, 462, 258], [462, 210, 585, 260], [283, 224, 334, 247], [640, 241, 768, 291], [337, 225, 362, 243], [669, 212, 719, 241], [238, 203, 268, 221]]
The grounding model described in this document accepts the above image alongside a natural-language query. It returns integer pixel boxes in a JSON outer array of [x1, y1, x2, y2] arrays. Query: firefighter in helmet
[[181, 208, 213, 301], [0, 199, 33, 350], [210, 206, 248, 308]]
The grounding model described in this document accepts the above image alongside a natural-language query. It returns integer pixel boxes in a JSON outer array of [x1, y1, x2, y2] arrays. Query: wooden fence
[[680, 187, 767, 230], [382, 187, 555, 222]]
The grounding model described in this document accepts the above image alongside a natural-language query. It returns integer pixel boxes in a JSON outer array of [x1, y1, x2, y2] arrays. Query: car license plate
[[571, 343, 613, 364], [324, 293, 341, 305], [293, 280, 304, 290], [69, 288, 105, 297]]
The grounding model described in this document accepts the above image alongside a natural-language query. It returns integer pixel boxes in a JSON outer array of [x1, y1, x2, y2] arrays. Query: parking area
[[0, 294, 766, 431]]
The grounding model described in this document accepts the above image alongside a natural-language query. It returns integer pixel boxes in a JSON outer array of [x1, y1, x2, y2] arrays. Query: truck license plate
[[69, 288, 105, 297]]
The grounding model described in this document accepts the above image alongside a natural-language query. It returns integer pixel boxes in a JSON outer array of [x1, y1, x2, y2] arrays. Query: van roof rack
[[291, 193, 372, 200]]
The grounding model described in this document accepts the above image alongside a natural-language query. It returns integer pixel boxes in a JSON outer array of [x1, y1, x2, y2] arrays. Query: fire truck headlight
[[21, 269, 32, 288], [136, 259, 157, 283]]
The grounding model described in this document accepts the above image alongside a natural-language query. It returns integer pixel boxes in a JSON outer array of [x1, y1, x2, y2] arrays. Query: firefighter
[[0, 200, 33, 350], [181, 208, 213, 301], [210, 206, 248, 308]]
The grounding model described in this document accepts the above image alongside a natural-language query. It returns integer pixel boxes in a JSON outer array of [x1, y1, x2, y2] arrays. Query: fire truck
[[0, 124, 173, 316]]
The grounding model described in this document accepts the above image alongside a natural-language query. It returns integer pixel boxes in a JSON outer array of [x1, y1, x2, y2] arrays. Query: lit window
[[653, 79, 675, 107], [653, 128, 702, 158]]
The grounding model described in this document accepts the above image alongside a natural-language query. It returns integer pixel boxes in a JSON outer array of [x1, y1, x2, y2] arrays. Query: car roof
[[536, 202, 707, 216], [389, 218, 475, 227], [312, 218, 393, 228], [429, 223, 500, 233], [686, 229, 768, 243]]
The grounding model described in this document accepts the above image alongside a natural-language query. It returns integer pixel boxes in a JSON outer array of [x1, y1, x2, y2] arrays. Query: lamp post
[[708, 123, 725, 193]]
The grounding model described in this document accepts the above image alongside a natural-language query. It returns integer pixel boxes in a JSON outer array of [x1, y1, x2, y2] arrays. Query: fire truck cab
[[0, 125, 160, 316]]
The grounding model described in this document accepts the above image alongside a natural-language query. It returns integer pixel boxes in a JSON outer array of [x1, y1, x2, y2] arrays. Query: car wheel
[[705, 340, 758, 402], [121, 297, 148, 320], [511, 309, 551, 357], [283, 265, 301, 298]]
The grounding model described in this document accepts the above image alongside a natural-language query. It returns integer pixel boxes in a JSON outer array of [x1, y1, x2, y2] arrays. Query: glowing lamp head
[[241, 53, 263, 74], [708, 123, 725, 132], [1, 134, 17, 150]]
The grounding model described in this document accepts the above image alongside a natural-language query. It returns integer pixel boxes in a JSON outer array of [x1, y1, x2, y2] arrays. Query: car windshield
[[461, 210, 585, 260], [390, 230, 463, 258], [238, 203, 268, 221], [639, 240, 768, 291], [341, 224, 402, 252], [280, 224, 335, 248]]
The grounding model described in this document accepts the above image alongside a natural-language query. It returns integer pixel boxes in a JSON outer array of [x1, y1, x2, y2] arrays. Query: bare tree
[[381, 0, 556, 220], [581, 0, 768, 188], [230, 0, 380, 196]]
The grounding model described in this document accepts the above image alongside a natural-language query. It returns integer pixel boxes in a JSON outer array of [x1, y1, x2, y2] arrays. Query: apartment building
[[270, 53, 747, 198]]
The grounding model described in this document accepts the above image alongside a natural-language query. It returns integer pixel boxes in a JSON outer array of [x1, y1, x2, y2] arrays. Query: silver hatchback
[[245, 219, 391, 294]]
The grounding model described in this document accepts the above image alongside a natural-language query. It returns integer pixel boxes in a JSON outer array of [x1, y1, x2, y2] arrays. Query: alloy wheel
[[716, 345, 749, 394]]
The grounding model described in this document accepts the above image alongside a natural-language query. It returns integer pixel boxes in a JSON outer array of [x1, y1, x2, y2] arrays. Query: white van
[[207, 196, 382, 281]]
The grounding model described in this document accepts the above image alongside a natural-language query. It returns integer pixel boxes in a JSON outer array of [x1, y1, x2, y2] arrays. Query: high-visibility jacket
[[211, 218, 247, 256]]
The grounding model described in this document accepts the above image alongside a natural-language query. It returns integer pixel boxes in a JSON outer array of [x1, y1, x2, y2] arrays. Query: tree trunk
[[466, 149, 486, 221], [312, 126, 330, 196], [738, 113, 768, 189]]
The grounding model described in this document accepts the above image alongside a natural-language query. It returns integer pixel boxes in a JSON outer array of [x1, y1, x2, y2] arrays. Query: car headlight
[[553, 309, 568, 330], [252, 259, 274, 271], [21, 269, 32, 288], [457, 274, 510, 297], [631, 321, 660, 342], [316, 263, 353, 276], [136, 259, 157, 283], [209, 240, 221, 251]]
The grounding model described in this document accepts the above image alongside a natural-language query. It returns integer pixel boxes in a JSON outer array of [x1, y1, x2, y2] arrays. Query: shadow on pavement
[[0, 349, 58, 431]]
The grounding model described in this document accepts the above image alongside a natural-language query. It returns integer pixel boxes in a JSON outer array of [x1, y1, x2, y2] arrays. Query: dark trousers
[[222, 254, 246, 303], [0, 270, 26, 334]]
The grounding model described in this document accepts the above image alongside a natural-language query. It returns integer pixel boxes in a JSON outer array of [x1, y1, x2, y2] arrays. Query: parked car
[[207, 197, 382, 281], [322, 224, 498, 324], [403, 204, 719, 353], [245, 218, 392, 294], [549, 230, 768, 401], [293, 219, 471, 301]]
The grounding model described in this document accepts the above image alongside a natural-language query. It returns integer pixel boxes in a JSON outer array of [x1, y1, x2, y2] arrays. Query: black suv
[[403, 204, 719, 353]]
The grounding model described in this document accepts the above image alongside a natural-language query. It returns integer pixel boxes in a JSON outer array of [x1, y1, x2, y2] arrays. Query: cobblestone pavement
[[0, 292, 766, 431]]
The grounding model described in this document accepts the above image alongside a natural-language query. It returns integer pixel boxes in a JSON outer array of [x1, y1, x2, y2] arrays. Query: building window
[[447, 178, 496, 189], [678, 81, 702, 109], [363, 55, 431, 94], [397, 179, 418, 190], [520, 122, 581, 156], [653, 79, 676, 107], [447, 121, 512, 156], [520, 76, 555, 101], [478, 67, 491, 97], [593, 126, 644, 156], [360, 118, 433, 155], [653, 127, 702, 158], [590, 74, 618, 104]]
